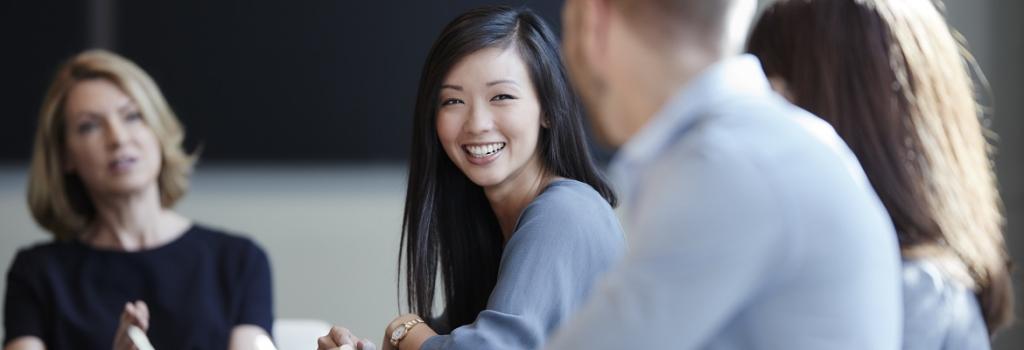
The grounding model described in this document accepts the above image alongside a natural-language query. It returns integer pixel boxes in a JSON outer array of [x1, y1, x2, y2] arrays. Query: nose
[[104, 117, 129, 149], [464, 103, 495, 135]]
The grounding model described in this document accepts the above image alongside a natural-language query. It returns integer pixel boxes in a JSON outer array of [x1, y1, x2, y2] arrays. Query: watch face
[[391, 326, 407, 341]]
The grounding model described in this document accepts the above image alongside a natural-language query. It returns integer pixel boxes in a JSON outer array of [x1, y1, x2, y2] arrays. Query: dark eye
[[491, 94, 516, 102], [125, 112, 143, 122], [77, 121, 98, 134], [441, 98, 464, 106]]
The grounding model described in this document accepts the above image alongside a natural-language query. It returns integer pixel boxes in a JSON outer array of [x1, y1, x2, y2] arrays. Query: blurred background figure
[[747, 0, 1014, 348], [3, 50, 273, 350], [1, 0, 1022, 349], [552, 0, 901, 348]]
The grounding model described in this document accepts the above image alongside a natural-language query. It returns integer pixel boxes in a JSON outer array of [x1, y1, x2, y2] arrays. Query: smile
[[463, 142, 506, 158], [109, 155, 138, 172]]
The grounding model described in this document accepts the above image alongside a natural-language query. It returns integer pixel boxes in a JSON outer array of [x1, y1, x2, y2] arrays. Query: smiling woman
[[4, 50, 274, 350], [316, 6, 625, 350]]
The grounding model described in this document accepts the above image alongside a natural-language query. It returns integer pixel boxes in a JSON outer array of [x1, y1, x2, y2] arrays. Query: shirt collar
[[608, 54, 774, 203]]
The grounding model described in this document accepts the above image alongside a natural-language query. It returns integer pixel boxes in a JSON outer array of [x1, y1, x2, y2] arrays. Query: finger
[[121, 302, 134, 322], [134, 301, 150, 330], [121, 302, 147, 330], [359, 339, 378, 350], [328, 326, 355, 345], [317, 336, 339, 349]]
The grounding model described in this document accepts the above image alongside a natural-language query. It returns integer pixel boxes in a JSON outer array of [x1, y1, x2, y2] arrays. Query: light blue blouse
[[421, 179, 626, 350], [902, 259, 990, 350]]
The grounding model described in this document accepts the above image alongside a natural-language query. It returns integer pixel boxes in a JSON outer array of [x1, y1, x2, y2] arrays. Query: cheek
[[501, 106, 543, 147], [435, 116, 456, 143], [65, 135, 102, 167], [133, 126, 163, 164], [435, 114, 463, 156]]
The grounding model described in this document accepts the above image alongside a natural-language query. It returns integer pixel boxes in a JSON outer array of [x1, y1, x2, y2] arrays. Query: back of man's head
[[611, 0, 757, 55]]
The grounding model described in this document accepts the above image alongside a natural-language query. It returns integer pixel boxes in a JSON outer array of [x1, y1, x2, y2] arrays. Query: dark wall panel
[[1, 0, 566, 162]]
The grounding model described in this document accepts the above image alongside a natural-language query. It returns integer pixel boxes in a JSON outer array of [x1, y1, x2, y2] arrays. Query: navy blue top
[[3, 224, 273, 350]]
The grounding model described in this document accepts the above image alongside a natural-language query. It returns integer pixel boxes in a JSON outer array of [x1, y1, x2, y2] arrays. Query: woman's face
[[435, 46, 546, 190], [63, 79, 162, 199]]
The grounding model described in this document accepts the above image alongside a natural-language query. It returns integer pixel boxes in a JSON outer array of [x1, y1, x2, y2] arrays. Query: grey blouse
[[421, 179, 626, 350]]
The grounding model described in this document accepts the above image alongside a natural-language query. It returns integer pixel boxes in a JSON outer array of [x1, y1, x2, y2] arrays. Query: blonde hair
[[27, 49, 195, 240]]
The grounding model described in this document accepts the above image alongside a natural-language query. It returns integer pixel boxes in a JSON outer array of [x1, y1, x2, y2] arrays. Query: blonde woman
[[3, 50, 273, 350], [747, 0, 1014, 348]]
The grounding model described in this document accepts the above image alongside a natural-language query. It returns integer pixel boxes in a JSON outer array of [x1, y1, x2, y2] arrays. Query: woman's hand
[[112, 300, 150, 350], [317, 326, 376, 350]]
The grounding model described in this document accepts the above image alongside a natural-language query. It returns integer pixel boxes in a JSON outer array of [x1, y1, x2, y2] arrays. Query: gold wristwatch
[[389, 317, 425, 347]]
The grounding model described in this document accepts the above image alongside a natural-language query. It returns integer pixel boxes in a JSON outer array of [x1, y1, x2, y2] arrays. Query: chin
[[104, 174, 159, 196], [463, 170, 506, 189]]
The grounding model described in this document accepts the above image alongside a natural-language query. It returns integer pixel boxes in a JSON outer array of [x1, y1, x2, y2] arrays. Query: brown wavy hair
[[747, 0, 1013, 334]]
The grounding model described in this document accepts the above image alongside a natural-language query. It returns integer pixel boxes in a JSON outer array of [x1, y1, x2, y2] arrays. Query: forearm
[[3, 337, 45, 350], [229, 324, 275, 350]]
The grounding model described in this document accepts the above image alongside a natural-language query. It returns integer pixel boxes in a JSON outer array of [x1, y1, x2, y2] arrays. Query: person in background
[[548, 0, 903, 348], [3, 50, 274, 350], [746, 0, 1015, 348], [316, 6, 625, 350]]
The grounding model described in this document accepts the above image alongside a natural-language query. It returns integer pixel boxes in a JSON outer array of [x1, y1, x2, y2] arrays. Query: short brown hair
[[610, 0, 748, 50], [27, 50, 195, 240]]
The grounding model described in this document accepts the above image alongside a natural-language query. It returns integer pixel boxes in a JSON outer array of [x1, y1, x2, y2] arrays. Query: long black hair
[[401, 5, 617, 330]]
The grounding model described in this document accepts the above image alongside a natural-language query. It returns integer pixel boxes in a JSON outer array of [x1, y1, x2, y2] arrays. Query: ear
[[580, 0, 613, 68]]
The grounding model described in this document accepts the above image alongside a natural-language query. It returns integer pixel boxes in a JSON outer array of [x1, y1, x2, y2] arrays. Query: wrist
[[387, 314, 426, 348], [386, 314, 420, 334]]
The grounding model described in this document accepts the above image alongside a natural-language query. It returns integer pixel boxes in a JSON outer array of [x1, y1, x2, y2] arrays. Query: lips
[[108, 155, 138, 173]]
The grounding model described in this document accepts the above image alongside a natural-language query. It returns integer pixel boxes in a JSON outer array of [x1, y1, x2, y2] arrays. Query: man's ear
[[581, 0, 613, 67]]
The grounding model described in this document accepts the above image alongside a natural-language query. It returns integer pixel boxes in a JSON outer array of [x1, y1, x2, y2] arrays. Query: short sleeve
[[236, 241, 274, 335], [4, 250, 47, 346]]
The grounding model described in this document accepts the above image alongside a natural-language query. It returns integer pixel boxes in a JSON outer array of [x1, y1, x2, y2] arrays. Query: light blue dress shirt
[[546, 55, 903, 349], [421, 179, 625, 350]]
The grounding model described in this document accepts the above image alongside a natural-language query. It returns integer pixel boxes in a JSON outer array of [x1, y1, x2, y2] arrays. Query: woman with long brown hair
[[747, 0, 1014, 348]]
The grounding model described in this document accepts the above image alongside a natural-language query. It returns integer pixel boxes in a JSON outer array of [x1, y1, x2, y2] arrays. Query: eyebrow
[[440, 79, 520, 92], [70, 101, 137, 121], [486, 79, 519, 87], [117, 101, 138, 113]]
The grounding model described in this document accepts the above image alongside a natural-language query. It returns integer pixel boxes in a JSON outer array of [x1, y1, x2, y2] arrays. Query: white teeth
[[465, 142, 506, 157]]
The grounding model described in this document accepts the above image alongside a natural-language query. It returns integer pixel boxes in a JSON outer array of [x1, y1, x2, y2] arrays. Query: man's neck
[[615, 37, 721, 138]]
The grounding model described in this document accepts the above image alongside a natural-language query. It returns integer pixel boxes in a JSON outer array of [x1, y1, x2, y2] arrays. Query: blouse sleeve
[[422, 187, 625, 350], [4, 250, 47, 346], [235, 241, 274, 335]]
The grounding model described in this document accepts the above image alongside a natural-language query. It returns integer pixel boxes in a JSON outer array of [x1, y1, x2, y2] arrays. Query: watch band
[[389, 317, 425, 347]]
